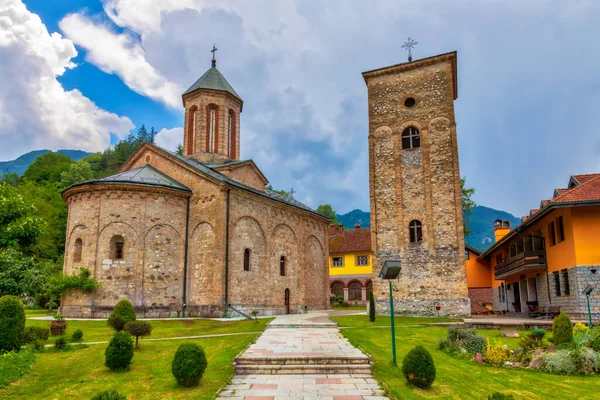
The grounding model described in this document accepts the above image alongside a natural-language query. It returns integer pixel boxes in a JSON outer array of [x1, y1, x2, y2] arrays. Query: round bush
[[552, 312, 573, 346], [573, 322, 589, 338], [0, 295, 26, 352], [91, 389, 127, 400], [71, 329, 83, 342], [489, 393, 515, 400], [54, 337, 68, 350], [107, 300, 136, 331], [124, 321, 152, 349], [401, 345, 436, 389], [172, 343, 208, 387], [105, 332, 134, 371], [24, 326, 50, 343]]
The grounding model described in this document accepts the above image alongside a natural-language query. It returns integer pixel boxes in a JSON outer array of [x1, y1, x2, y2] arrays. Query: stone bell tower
[[182, 49, 243, 163], [363, 51, 470, 316]]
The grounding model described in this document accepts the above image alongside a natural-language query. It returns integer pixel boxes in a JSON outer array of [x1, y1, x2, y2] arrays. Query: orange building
[[476, 173, 600, 320], [465, 244, 493, 314]]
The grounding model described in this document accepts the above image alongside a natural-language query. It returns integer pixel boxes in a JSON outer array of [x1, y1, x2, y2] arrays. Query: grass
[[25, 312, 270, 344], [331, 315, 600, 400], [335, 314, 461, 329], [0, 350, 36, 388]]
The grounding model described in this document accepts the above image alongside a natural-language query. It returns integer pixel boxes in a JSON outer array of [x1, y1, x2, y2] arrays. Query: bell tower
[[182, 47, 243, 163], [363, 51, 470, 316]]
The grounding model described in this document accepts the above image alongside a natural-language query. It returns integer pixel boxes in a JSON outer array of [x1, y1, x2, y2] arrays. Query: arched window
[[228, 110, 236, 158], [402, 127, 420, 149], [206, 105, 219, 153], [408, 220, 423, 243], [331, 282, 344, 297], [73, 238, 82, 263], [280, 256, 286, 276], [186, 105, 198, 155], [243, 248, 251, 271], [110, 235, 125, 260], [348, 282, 362, 301]]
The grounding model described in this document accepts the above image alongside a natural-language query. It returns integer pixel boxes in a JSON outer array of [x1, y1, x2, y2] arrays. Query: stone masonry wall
[[366, 54, 470, 317]]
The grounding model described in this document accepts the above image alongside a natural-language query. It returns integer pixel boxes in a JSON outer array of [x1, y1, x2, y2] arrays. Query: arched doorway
[[284, 288, 290, 314]]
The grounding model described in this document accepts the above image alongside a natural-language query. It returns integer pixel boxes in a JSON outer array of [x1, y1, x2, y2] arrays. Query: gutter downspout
[[224, 188, 231, 316], [182, 197, 190, 317]]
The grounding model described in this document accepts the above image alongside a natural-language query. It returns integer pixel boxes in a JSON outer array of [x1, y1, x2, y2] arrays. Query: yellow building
[[328, 224, 373, 304], [477, 173, 600, 320]]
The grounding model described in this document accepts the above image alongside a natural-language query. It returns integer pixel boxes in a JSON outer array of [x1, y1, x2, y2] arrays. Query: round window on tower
[[404, 97, 416, 108]]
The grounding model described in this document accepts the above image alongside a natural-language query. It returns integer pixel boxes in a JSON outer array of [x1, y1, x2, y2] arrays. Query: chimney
[[493, 219, 511, 243], [354, 224, 361, 229]]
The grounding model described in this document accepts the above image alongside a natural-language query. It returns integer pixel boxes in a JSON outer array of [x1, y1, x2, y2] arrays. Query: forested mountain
[[335, 205, 521, 252], [0, 149, 91, 176]]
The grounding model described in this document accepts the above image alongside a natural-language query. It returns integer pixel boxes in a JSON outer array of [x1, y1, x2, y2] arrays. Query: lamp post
[[583, 285, 594, 328], [379, 260, 401, 365]]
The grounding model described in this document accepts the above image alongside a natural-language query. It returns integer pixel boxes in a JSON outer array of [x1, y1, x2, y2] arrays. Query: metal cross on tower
[[290, 188, 296, 198], [211, 43, 218, 67], [401, 37, 418, 62]]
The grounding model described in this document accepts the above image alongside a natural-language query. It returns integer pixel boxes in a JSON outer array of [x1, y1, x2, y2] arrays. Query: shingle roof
[[66, 164, 191, 193], [572, 173, 600, 185], [183, 66, 242, 102], [551, 175, 600, 204], [329, 228, 371, 253]]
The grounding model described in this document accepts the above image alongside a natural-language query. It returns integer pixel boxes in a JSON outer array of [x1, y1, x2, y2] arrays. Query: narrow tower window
[[228, 110, 236, 158], [402, 127, 420, 149], [244, 248, 251, 271], [408, 220, 423, 243], [186, 105, 198, 155], [110, 235, 125, 260], [73, 238, 82, 263], [280, 256, 286, 276], [209, 108, 216, 152]]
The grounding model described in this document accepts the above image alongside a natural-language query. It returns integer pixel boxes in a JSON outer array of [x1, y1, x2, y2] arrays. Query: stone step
[[235, 356, 370, 365], [234, 363, 373, 375]]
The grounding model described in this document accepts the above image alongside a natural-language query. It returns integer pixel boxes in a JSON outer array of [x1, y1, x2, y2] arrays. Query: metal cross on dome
[[401, 37, 418, 62], [211, 43, 218, 67]]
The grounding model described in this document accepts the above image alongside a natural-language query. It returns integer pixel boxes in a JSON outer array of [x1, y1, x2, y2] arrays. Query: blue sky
[[1, 0, 599, 219]]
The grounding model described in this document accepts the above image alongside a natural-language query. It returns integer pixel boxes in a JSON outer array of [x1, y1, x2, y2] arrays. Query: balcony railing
[[494, 250, 547, 280]]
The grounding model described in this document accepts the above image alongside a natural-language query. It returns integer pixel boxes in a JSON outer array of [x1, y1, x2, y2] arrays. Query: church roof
[[182, 66, 242, 102], [66, 164, 191, 193]]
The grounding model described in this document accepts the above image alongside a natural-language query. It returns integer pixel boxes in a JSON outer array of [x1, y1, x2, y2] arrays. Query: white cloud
[[155, 127, 183, 152], [0, 0, 134, 160], [59, 13, 183, 108]]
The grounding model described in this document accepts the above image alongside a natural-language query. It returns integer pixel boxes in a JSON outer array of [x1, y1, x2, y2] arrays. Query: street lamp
[[379, 260, 401, 365], [583, 285, 594, 327]]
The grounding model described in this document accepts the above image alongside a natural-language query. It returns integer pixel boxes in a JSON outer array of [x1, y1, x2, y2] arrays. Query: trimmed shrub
[[30, 339, 45, 352], [574, 322, 589, 338], [54, 337, 67, 350], [488, 393, 515, 400], [401, 345, 436, 389], [172, 342, 208, 387], [369, 291, 376, 322], [530, 328, 546, 339], [552, 312, 573, 346], [71, 329, 83, 342], [486, 340, 511, 365], [105, 332, 134, 371], [0, 295, 26, 352], [107, 300, 136, 331], [123, 321, 152, 349], [23, 326, 50, 343], [447, 326, 487, 356], [91, 389, 127, 400]]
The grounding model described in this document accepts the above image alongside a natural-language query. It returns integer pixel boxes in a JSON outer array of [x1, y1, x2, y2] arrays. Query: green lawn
[[335, 315, 461, 329], [0, 316, 272, 399], [331, 315, 600, 400]]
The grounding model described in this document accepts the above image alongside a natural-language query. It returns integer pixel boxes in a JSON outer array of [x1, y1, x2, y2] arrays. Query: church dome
[[183, 65, 242, 104]]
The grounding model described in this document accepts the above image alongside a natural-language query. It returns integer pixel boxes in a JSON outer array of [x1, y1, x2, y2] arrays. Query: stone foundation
[[375, 296, 471, 317]]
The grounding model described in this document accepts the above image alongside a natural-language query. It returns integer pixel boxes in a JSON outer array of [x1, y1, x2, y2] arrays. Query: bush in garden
[[446, 326, 487, 356], [530, 328, 546, 340], [401, 345, 436, 389], [579, 347, 600, 374], [488, 393, 515, 400], [71, 329, 83, 342], [23, 326, 50, 343], [0, 295, 26, 352], [552, 312, 573, 346], [538, 349, 577, 374], [54, 337, 68, 350], [573, 322, 589, 338], [590, 328, 600, 352], [91, 389, 127, 400], [519, 329, 548, 351], [369, 291, 376, 322], [105, 332, 134, 371], [107, 300, 136, 331], [123, 321, 152, 349], [30, 339, 46, 352], [485, 340, 511, 365], [171, 342, 208, 387]]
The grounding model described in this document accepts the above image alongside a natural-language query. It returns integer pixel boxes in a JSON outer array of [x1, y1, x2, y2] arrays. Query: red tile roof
[[551, 175, 600, 204], [529, 208, 539, 216], [329, 228, 371, 253], [553, 188, 568, 198]]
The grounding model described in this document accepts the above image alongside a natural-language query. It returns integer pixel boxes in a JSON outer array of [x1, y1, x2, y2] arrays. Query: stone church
[[364, 51, 471, 316], [60, 56, 330, 318]]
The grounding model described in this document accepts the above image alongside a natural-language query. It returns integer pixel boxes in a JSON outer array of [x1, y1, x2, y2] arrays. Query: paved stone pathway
[[218, 311, 389, 400]]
